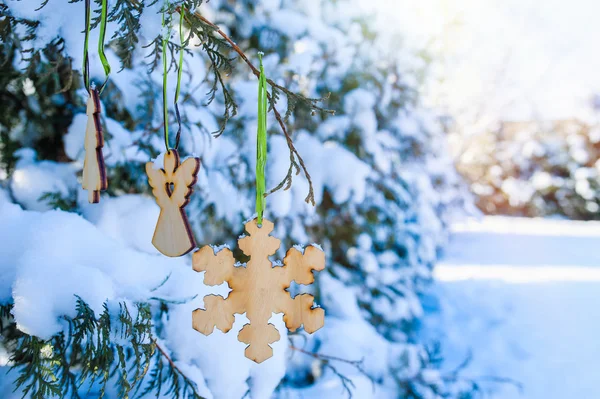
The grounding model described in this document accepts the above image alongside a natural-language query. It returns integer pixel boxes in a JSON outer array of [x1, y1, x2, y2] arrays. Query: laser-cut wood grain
[[146, 150, 200, 257], [82, 89, 108, 203], [192, 218, 325, 363]]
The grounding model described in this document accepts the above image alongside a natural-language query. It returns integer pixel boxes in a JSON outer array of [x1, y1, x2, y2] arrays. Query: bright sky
[[374, 0, 600, 124]]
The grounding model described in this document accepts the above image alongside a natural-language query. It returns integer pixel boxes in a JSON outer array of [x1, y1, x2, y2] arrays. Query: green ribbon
[[161, 3, 185, 151], [256, 53, 267, 225], [161, 8, 170, 151], [82, 0, 91, 90], [82, 0, 110, 93], [175, 8, 184, 108], [97, 0, 111, 91], [173, 6, 185, 150]]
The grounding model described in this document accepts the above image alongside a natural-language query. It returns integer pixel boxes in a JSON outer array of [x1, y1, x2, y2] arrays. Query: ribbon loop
[[82, 0, 110, 93], [97, 0, 111, 92], [82, 0, 91, 91], [162, 2, 185, 151]]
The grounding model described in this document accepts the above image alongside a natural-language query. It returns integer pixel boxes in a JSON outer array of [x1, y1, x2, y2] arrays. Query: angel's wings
[[172, 157, 200, 207], [146, 162, 168, 207], [145, 151, 200, 209]]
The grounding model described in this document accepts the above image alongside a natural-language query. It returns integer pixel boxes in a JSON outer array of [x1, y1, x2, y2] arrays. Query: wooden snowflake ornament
[[82, 88, 108, 203], [146, 150, 200, 257], [192, 218, 325, 363]]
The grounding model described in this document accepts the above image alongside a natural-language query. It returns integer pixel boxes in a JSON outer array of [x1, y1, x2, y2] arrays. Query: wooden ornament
[[82, 88, 108, 203], [192, 218, 325, 363], [146, 150, 200, 257]]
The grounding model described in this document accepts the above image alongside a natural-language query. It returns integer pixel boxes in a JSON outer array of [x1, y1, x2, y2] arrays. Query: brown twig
[[152, 337, 206, 398], [441, 350, 524, 394], [179, 7, 333, 110], [184, 8, 332, 116], [181, 7, 260, 77], [289, 345, 364, 366], [175, 6, 324, 204], [268, 100, 315, 204], [153, 338, 181, 373]]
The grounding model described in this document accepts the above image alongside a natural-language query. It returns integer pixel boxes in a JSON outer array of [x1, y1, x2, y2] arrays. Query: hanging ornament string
[[161, 2, 185, 152], [145, 4, 200, 258], [256, 53, 268, 225], [82, 0, 111, 93], [81, 0, 109, 204], [174, 6, 185, 150], [82, 0, 91, 90], [161, 7, 170, 151], [97, 0, 111, 91]]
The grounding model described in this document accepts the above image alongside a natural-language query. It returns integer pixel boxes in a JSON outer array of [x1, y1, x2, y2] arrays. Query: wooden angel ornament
[[82, 88, 108, 203], [192, 218, 325, 363], [146, 150, 200, 257]]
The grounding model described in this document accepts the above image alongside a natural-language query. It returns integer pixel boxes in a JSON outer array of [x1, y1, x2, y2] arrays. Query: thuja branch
[[439, 350, 524, 394], [143, 338, 206, 398], [179, 7, 333, 117], [2, 300, 205, 399], [268, 102, 315, 204], [181, 7, 259, 76], [289, 345, 373, 398], [176, 6, 332, 204]]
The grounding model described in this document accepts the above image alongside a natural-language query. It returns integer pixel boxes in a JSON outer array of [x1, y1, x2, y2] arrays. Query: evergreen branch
[[154, 338, 204, 398], [108, 0, 143, 70], [150, 272, 172, 292], [288, 345, 372, 399], [182, 8, 237, 137], [141, 339, 205, 399], [0, 5, 74, 95], [2, 298, 205, 399], [38, 190, 78, 212], [267, 100, 315, 205], [10, 336, 62, 399], [142, 35, 164, 72], [179, 6, 334, 117], [436, 350, 524, 395], [178, 6, 334, 117], [176, 6, 324, 203], [203, 44, 237, 137], [34, 0, 50, 11]]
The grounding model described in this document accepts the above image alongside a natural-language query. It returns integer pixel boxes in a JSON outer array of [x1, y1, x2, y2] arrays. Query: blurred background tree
[[426, 0, 600, 221], [457, 117, 600, 220]]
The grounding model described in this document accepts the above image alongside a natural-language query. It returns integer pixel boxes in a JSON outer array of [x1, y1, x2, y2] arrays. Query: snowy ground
[[423, 216, 600, 399]]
